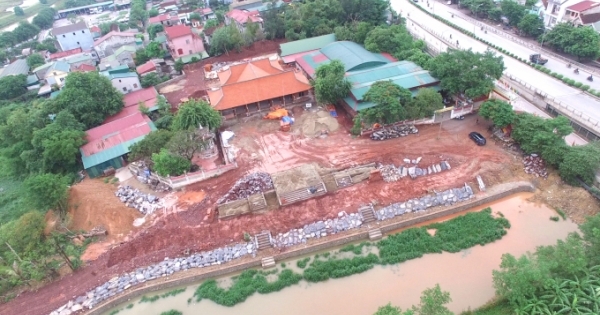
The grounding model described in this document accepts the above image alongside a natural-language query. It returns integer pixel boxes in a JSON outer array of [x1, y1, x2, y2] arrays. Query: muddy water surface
[[106, 193, 578, 315]]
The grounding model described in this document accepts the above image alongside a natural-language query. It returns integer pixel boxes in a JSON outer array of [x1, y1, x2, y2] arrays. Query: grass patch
[[296, 257, 310, 269], [550, 216, 560, 221], [194, 209, 510, 307], [108, 310, 120, 315], [553, 208, 567, 220], [161, 288, 186, 298], [0, 177, 28, 224], [160, 311, 182, 315], [280, 262, 286, 268], [126, 303, 134, 309], [139, 294, 160, 303]]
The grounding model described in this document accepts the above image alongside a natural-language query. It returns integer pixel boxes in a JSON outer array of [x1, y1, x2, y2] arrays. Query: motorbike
[[567, 63, 572, 68], [588, 75, 594, 82], [574, 68, 579, 74]]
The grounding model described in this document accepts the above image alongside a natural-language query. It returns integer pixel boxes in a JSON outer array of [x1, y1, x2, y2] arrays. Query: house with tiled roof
[[136, 60, 157, 76], [564, 0, 600, 24], [206, 57, 312, 120], [165, 25, 206, 59], [53, 21, 94, 51], [99, 45, 137, 70], [80, 112, 157, 178], [149, 14, 181, 26], [93, 31, 139, 58], [90, 25, 102, 39], [72, 63, 97, 72], [100, 65, 142, 94], [47, 48, 83, 61], [45, 61, 71, 88], [225, 9, 263, 33]]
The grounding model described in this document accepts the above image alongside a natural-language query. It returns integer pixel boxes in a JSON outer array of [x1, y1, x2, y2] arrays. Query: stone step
[[368, 228, 382, 241], [261, 257, 276, 268], [255, 231, 273, 250], [358, 204, 376, 223], [476, 175, 486, 192]]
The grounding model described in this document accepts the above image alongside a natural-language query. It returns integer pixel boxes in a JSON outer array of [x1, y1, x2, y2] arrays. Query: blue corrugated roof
[[51, 61, 71, 73], [80, 121, 157, 169], [109, 72, 139, 79], [280, 34, 336, 57], [0, 59, 29, 78], [320, 41, 389, 72], [345, 85, 441, 112]]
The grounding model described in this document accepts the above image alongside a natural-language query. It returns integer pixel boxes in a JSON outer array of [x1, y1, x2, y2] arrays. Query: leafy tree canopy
[[361, 80, 412, 124], [428, 49, 505, 98], [149, 8, 159, 17], [167, 129, 210, 161], [501, 0, 526, 26], [23, 173, 70, 215], [364, 25, 413, 54], [406, 87, 444, 119], [152, 148, 191, 176], [0, 74, 27, 100], [26, 54, 45, 69], [32, 8, 56, 29], [172, 99, 222, 131], [544, 23, 600, 60], [558, 143, 600, 185], [209, 25, 244, 55], [373, 284, 453, 315], [312, 59, 351, 104], [13, 6, 24, 16], [478, 99, 516, 127], [517, 14, 544, 37], [511, 113, 572, 156], [130, 129, 173, 161], [52, 72, 124, 129]]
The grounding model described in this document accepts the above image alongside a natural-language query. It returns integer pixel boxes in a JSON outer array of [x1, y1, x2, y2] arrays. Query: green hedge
[[408, 1, 594, 96]]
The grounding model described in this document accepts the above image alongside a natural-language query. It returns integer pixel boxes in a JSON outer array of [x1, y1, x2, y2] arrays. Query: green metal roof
[[347, 61, 440, 101], [179, 51, 209, 64], [109, 72, 138, 79], [80, 121, 157, 169], [51, 61, 71, 73], [114, 45, 137, 56], [26, 74, 39, 85], [32, 62, 52, 73], [0, 59, 29, 78], [345, 86, 441, 112], [279, 34, 336, 57], [320, 41, 389, 72], [154, 34, 167, 44]]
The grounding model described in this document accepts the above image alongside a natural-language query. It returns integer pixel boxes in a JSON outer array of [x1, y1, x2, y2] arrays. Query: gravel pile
[[217, 172, 274, 204], [523, 154, 548, 178], [370, 125, 418, 141], [115, 186, 162, 215], [379, 161, 451, 182]]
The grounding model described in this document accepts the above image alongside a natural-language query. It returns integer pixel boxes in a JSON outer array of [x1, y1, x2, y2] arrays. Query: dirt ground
[[160, 39, 285, 106], [3, 111, 599, 315]]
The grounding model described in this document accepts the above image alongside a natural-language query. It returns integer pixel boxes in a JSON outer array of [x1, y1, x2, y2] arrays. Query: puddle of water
[[105, 193, 578, 315]]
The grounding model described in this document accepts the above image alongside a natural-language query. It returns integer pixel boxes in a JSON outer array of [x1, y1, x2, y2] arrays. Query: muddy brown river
[[105, 193, 578, 315]]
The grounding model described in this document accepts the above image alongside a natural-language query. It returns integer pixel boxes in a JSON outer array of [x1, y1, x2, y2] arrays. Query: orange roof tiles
[[165, 25, 193, 39], [48, 48, 83, 61], [207, 70, 311, 111], [136, 61, 157, 75], [218, 58, 283, 84]]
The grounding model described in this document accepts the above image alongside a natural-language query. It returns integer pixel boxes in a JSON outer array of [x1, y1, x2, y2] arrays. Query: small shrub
[[581, 85, 590, 91], [550, 216, 560, 221], [554, 208, 567, 220], [139, 295, 160, 303], [109, 310, 120, 315], [160, 311, 183, 315], [243, 232, 251, 242], [281, 262, 286, 268], [161, 288, 186, 298], [557, 74, 564, 80], [574, 82, 583, 88], [126, 304, 134, 309], [589, 89, 597, 94], [296, 257, 311, 269]]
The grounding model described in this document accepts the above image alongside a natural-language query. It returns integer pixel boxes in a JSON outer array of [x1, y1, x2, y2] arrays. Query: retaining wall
[[86, 181, 534, 315]]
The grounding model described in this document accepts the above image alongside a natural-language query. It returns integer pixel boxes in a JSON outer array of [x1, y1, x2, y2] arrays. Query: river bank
[[82, 181, 535, 315]]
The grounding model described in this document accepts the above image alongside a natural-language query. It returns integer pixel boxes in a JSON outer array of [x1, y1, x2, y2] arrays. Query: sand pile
[[300, 110, 339, 137]]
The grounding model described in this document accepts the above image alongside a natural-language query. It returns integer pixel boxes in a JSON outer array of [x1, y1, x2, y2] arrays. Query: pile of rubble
[[370, 125, 418, 141], [115, 186, 163, 215], [50, 242, 256, 314], [523, 154, 548, 178], [272, 212, 363, 247], [378, 159, 452, 182], [217, 172, 274, 204]]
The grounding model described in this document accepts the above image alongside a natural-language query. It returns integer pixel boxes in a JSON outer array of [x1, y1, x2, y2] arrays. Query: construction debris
[[370, 125, 418, 141], [523, 154, 548, 178], [115, 186, 163, 214], [217, 172, 274, 204], [378, 161, 452, 182]]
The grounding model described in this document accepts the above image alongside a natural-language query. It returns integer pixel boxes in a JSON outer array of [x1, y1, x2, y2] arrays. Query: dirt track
[[1, 113, 591, 315]]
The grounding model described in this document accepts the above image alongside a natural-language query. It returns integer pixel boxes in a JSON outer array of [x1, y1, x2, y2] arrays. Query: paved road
[[392, 0, 600, 128], [413, 0, 600, 89]]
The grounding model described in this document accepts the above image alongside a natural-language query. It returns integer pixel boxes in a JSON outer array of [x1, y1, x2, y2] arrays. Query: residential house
[[33, 63, 53, 80], [543, 0, 583, 28], [165, 25, 206, 59], [53, 21, 95, 51], [100, 65, 142, 94], [148, 14, 181, 26], [45, 61, 71, 88], [295, 41, 440, 116], [196, 7, 216, 23], [93, 31, 139, 58], [99, 45, 137, 70], [562, 0, 600, 26], [59, 52, 97, 69], [73, 64, 97, 72], [203, 27, 217, 46], [225, 9, 263, 33], [26, 74, 40, 90], [0, 59, 28, 78], [229, 0, 261, 10], [206, 57, 312, 120], [47, 48, 82, 61], [90, 26, 102, 39], [80, 112, 157, 178], [136, 60, 157, 76]]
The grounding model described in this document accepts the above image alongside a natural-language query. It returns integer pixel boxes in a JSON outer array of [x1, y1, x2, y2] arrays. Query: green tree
[[261, 1, 285, 39], [412, 284, 453, 315], [209, 25, 243, 55], [406, 88, 444, 119], [501, 0, 526, 26], [33, 8, 56, 29], [428, 49, 505, 99], [511, 114, 572, 156], [147, 24, 164, 40], [28, 122, 86, 174], [580, 212, 600, 266], [148, 8, 159, 17], [204, 19, 219, 29], [26, 54, 45, 69], [361, 81, 412, 124], [145, 41, 165, 58], [151, 149, 191, 176], [518, 14, 544, 37], [129, 129, 173, 161], [488, 7, 502, 21], [13, 6, 24, 16], [0, 74, 27, 100], [52, 72, 124, 128], [12, 22, 40, 42], [172, 99, 221, 131], [364, 25, 413, 54], [374, 304, 403, 315], [140, 72, 167, 88], [478, 99, 516, 127], [23, 174, 70, 215], [463, 0, 495, 18], [167, 129, 209, 161], [174, 59, 184, 72], [544, 23, 600, 60], [559, 143, 600, 185], [312, 59, 351, 105]]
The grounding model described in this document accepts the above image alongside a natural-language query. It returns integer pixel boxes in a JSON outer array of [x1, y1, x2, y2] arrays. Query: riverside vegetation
[[192, 209, 509, 307]]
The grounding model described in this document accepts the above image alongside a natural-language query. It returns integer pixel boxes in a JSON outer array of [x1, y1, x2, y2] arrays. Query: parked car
[[469, 132, 486, 146]]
